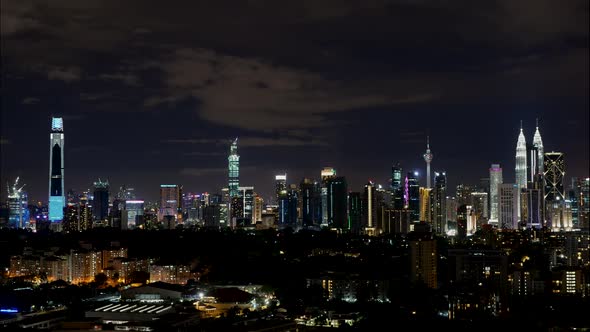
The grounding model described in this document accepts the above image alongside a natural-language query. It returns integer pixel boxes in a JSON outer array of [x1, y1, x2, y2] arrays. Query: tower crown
[[423, 136, 433, 163]]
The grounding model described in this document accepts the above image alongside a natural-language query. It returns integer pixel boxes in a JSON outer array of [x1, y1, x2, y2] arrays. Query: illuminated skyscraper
[[7, 177, 29, 228], [433, 171, 447, 234], [489, 164, 503, 223], [321, 167, 336, 226], [391, 163, 404, 209], [544, 152, 565, 202], [48, 117, 65, 222], [515, 122, 528, 191], [275, 174, 287, 204], [419, 187, 432, 223], [423, 137, 434, 189], [300, 178, 320, 227], [228, 138, 240, 198], [363, 181, 376, 235], [405, 172, 420, 222], [532, 119, 544, 176]]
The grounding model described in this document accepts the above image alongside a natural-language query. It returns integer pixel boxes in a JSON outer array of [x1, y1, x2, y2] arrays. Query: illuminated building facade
[[275, 174, 287, 204], [48, 117, 65, 222], [544, 151, 565, 202], [404, 172, 420, 223], [515, 122, 528, 191], [423, 137, 434, 189], [363, 181, 376, 235], [321, 167, 336, 226], [433, 171, 447, 234], [228, 138, 240, 198], [391, 163, 404, 209], [419, 187, 432, 223], [123, 200, 144, 229], [532, 119, 544, 178], [489, 164, 503, 224], [409, 232, 437, 289], [7, 177, 29, 228]]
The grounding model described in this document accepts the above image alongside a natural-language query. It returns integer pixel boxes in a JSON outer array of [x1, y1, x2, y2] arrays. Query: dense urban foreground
[[0, 226, 589, 331]]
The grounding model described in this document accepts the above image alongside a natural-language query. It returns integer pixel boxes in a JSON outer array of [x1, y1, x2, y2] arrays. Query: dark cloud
[[21, 97, 40, 105]]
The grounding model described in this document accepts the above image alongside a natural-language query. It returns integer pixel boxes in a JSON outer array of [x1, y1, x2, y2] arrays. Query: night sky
[[1, 0, 588, 203]]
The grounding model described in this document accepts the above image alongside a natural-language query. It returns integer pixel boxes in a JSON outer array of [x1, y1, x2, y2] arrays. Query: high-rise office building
[[327, 176, 348, 230], [524, 189, 542, 229], [423, 137, 434, 189], [470, 192, 489, 222], [363, 181, 377, 235], [159, 185, 181, 221], [123, 200, 144, 229], [489, 164, 503, 224], [239, 186, 255, 222], [499, 183, 519, 229], [404, 172, 420, 222], [7, 177, 29, 229], [433, 171, 447, 234], [92, 179, 109, 223], [48, 117, 65, 222], [515, 122, 528, 191], [275, 174, 287, 205], [321, 167, 336, 226], [228, 138, 240, 198], [419, 187, 433, 224], [254, 195, 263, 223], [391, 163, 404, 209], [348, 192, 362, 233], [544, 152, 565, 202], [532, 119, 544, 177], [300, 178, 320, 227]]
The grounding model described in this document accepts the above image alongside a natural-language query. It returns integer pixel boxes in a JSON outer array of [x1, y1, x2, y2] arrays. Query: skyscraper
[[92, 179, 109, 223], [275, 174, 287, 204], [228, 138, 240, 198], [423, 137, 434, 189], [321, 167, 336, 226], [7, 177, 29, 229], [327, 176, 348, 230], [391, 163, 404, 209], [363, 181, 377, 235], [533, 119, 544, 177], [544, 152, 565, 202], [405, 172, 420, 222], [433, 171, 447, 234], [515, 122, 528, 190], [348, 192, 362, 233], [499, 183, 519, 229], [48, 117, 65, 222], [159, 184, 181, 221], [489, 164, 503, 224], [300, 178, 320, 227]]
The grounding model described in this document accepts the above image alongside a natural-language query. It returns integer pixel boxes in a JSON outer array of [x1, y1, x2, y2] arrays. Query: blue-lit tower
[[48, 117, 65, 222]]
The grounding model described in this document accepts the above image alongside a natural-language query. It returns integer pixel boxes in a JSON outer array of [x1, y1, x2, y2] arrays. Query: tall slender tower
[[228, 138, 240, 198], [48, 117, 65, 222], [515, 122, 528, 190], [423, 136, 434, 189], [532, 118, 544, 177]]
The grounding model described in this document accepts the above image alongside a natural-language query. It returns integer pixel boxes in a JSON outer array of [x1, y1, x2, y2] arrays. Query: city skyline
[[1, 1, 588, 203]]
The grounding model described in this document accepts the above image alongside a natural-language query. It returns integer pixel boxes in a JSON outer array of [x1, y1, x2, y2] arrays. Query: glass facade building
[[48, 117, 65, 222]]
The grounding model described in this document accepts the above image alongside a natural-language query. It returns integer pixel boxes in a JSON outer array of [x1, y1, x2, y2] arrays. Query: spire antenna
[[520, 120, 523, 130], [536, 118, 539, 128]]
